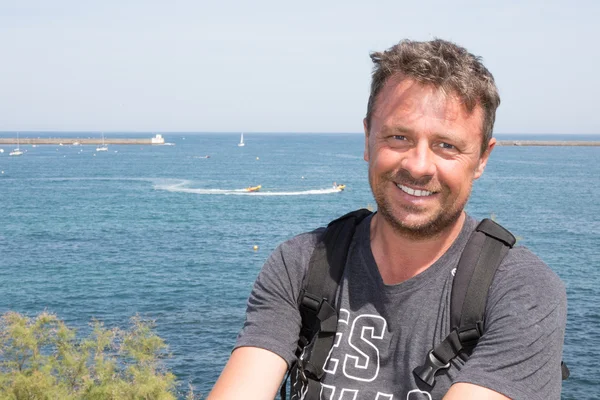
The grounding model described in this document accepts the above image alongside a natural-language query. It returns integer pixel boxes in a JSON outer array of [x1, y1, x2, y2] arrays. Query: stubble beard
[[369, 170, 469, 240]]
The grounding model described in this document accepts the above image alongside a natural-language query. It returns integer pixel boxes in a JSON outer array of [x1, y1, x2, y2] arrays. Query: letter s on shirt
[[342, 314, 387, 382]]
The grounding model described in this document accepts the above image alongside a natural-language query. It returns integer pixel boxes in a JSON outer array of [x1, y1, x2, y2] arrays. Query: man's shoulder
[[278, 227, 326, 255], [268, 227, 326, 274], [273, 211, 371, 271], [276, 211, 371, 259], [490, 244, 566, 308], [463, 215, 566, 297]]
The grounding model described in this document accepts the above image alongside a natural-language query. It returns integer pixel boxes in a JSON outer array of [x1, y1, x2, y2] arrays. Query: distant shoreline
[[496, 140, 600, 146], [2, 138, 598, 147], [0, 135, 164, 145]]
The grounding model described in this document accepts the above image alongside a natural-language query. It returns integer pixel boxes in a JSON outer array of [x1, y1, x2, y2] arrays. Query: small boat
[[10, 132, 23, 156], [96, 133, 108, 152], [246, 185, 261, 192], [238, 133, 245, 147], [335, 184, 346, 191]]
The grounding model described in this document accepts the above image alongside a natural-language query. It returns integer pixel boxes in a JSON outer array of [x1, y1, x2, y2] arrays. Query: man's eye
[[393, 135, 407, 141], [439, 142, 455, 150]]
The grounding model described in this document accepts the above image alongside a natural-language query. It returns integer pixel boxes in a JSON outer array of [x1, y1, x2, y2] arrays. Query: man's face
[[364, 77, 495, 239]]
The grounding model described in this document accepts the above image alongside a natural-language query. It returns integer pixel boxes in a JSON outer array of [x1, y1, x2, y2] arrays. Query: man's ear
[[474, 137, 496, 179], [363, 118, 370, 162]]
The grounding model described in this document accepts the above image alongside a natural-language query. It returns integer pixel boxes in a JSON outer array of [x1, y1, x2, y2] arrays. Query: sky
[[0, 0, 598, 134]]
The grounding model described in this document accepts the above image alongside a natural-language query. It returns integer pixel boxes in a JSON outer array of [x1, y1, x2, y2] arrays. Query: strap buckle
[[413, 350, 451, 388], [300, 290, 324, 313], [457, 322, 483, 348]]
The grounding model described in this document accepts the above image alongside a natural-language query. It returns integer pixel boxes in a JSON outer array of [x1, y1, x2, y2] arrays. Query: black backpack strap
[[452, 219, 516, 334], [290, 209, 372, 397], [414, 218, 516, 388]]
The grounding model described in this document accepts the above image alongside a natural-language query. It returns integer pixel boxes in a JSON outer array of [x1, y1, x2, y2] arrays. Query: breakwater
[[496, 140, 600, 146], [0, 134, 165, 145]]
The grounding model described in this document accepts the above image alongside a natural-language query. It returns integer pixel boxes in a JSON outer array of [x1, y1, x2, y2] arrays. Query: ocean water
[[0, 132, 598, 399]]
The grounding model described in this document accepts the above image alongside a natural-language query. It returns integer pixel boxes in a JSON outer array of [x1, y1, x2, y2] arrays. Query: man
[[209, 39, 567, 399]]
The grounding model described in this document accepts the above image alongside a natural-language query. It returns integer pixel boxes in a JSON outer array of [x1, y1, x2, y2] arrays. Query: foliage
[[0, 312, 198, 400]]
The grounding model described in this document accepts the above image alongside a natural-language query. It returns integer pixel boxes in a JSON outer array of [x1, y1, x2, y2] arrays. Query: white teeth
[[398, 184, 433, 197]]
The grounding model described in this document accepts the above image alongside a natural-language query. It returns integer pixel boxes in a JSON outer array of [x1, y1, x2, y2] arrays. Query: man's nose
[[400, 142, 436, 179]]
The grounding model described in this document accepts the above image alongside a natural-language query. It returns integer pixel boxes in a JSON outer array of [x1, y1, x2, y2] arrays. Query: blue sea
[[0, 132, 598, 399]]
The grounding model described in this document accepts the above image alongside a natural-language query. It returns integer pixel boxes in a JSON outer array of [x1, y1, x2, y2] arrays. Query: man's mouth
[[397, 184, 434, 197]]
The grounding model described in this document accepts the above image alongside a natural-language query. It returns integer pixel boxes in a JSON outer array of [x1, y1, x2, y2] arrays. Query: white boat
[[96, 133, 108, 152], [0, 149, 4, 153], [238, 133, 245, 147], [10, 132, 23, 156]]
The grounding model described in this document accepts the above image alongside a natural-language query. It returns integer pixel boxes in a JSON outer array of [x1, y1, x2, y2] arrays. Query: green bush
[[0, 312, 198, 400]]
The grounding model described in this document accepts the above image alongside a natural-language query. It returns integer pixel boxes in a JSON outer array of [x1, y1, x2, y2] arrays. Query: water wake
[[0, 177, 343, 196], [153, 179, 342, 196]]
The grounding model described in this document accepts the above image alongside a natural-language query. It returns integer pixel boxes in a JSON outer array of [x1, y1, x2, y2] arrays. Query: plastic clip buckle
[[413, 350, 451, 387]]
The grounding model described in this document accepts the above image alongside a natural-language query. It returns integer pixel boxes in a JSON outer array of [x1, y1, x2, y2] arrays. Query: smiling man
[[209, 39, 567, 400]]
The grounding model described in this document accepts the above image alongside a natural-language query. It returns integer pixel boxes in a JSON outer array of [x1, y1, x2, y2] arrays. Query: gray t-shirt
[[235, 214, 567, 400]]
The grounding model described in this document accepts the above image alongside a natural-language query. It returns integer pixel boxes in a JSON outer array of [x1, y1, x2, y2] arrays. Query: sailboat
[[96, 133, 108, 152], [238, 132, 245, 147], [9, 132, 23, 156]]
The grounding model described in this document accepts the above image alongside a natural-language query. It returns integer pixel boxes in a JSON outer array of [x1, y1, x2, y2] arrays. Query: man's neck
[[370, 212, 466, 285]]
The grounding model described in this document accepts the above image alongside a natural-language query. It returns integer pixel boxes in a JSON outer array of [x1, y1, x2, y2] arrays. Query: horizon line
[[0, 131, 599, 136]]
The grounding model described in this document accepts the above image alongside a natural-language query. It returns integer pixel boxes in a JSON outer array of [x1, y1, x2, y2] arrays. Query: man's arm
[[209, 232, 320, 399], [208, 346, 288, 400], [444, 383, 511, 400], [446, 248, 567, 399]]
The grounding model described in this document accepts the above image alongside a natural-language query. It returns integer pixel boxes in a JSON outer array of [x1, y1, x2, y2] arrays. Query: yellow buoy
[[253, 245, 259, 251]]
